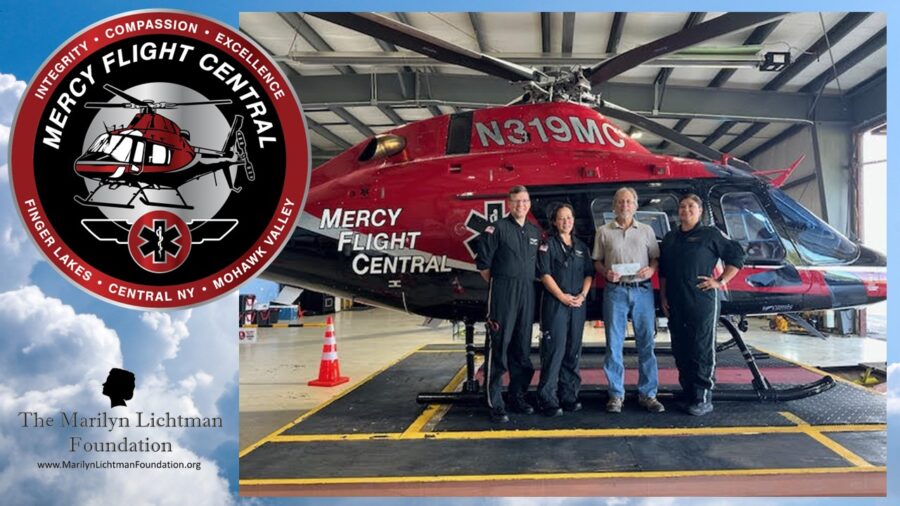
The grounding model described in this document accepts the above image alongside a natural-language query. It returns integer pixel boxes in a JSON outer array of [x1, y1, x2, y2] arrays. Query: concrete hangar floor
[[239, 307, 886, 497]]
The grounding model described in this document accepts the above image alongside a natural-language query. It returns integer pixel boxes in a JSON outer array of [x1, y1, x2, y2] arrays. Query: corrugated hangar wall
[[749, 123, 853, 236]]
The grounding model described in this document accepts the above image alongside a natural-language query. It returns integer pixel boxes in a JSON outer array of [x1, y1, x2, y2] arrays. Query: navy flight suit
[[536, 234, 594, 410], [659, 224, 745, 402], [475, 215, 541, 415]]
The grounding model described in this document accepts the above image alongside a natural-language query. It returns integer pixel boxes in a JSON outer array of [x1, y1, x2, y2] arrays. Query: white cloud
[[162, 293, 237, 416], [140, 310, 192, 361], [0, 285, 233, 505], [0, 73, 25, 125], [0, 73, 41, 288], [180, 371, 214, 392], [0, 286, 121, 391]]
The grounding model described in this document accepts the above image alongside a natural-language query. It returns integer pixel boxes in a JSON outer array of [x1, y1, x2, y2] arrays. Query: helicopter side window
[[132, 141, 145, 164], [769, 188, 859, 264], [720, 192, 785, 262], [148, 143, 171, 165], [109, 136, 134, 163], [590, 193, 677, 240]]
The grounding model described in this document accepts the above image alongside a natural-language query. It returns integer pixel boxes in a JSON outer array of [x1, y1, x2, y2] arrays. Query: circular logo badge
[[126, 210, 191, 273], [10, 10, 310, 308]]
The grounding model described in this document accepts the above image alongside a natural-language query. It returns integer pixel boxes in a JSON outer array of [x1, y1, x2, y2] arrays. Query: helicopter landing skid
[[415, 317, 835, 405], [137, 195, 194, 210], [709, 317, 835, 401], [73, 195, 137, 209], [74, 184, 195, 210]]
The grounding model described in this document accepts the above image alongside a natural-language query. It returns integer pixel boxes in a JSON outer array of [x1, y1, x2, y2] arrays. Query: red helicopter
[[260, 12, 887, 403], [74, 84, 255, 210]]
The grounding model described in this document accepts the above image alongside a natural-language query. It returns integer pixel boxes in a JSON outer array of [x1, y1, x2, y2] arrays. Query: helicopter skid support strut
[[74, 183, 195, 210], [415, 316, 835, 405]]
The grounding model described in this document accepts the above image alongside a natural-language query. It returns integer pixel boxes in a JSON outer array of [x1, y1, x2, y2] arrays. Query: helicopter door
[[709, 184, 811, 311]]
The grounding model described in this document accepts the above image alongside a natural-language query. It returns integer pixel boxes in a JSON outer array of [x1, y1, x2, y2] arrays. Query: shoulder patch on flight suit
[[529, 238, 539, 246], [484, 226, 495, 234], [539, 244, 549, 252]]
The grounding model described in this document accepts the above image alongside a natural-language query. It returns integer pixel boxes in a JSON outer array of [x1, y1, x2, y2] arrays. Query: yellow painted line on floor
[[239, 345, 427, 458], [415, 424, 885, 441], [239, 323, 328, 329], [267, 422, 884, 443], [239, 465, 885, 487], [752, 345, 883, 395], [413, 349, 468, 353], [401, 363, 469, 438], [272, 433, 403, 442], [779, 412, 875, 468]]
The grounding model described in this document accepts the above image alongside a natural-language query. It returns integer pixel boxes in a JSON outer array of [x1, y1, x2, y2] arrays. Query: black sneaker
[[561, 401, 582, 412], [490, 409, 509, 423], [542, 406, 563, 417], [508, 397, 534, 415]]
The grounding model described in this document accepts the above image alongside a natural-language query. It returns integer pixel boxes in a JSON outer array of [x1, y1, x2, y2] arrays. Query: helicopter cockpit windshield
[[84, 133, 171, 166], [87, 133, 142, 164], [769, 188, 860, 264]]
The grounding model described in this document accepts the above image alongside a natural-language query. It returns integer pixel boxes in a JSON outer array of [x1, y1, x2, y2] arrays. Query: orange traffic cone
[[308, 316, 350, 387]]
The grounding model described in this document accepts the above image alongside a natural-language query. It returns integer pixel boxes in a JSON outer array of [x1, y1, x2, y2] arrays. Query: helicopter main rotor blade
[[103, 84, 148, 106], [596, 101, 753, 172], [162, 99, 233, 107], [308, 12, 542, 83], [586, 13, 787, 87], [84, 102, 134, 109]]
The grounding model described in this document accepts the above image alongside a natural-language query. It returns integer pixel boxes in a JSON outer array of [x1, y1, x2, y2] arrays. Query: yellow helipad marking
[[401, 363, 469, 438], [779, 412, 875, 468], [268, 423, 885, 443], [239, 465, 885, 486], [753, 345, 884, 395], [239, 345, 426, 458], [240, 323, 327, 328]]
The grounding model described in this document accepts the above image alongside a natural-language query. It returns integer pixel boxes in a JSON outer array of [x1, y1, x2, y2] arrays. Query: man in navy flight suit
[[476, 185, 541, 423]]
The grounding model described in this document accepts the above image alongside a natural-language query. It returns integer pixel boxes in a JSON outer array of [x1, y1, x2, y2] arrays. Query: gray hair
[[613, 187, 638, 205]]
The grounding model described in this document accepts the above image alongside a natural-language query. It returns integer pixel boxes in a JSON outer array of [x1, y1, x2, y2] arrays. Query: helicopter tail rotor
[[217, 115, 254, 193], [234, 130, 255, 183]]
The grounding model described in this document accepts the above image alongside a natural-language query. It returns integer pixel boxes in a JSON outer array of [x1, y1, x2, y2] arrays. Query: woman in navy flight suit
[[536, 203, 595, 416]]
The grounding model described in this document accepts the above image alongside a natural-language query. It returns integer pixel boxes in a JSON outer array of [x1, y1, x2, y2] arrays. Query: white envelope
[[612, 263, 640, 276]]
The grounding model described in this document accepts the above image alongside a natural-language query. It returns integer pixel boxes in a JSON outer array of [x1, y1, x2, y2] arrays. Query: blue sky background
[[0, 1, 895, 504]]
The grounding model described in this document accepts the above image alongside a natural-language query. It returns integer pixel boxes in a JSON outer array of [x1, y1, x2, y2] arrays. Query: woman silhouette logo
[[102, 368, 136, 408]]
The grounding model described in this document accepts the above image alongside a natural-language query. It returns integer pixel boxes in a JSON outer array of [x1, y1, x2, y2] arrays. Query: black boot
[[678, 383, 695, 412], [507, 395, 534, 415], [688, 388, 713, 416]]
